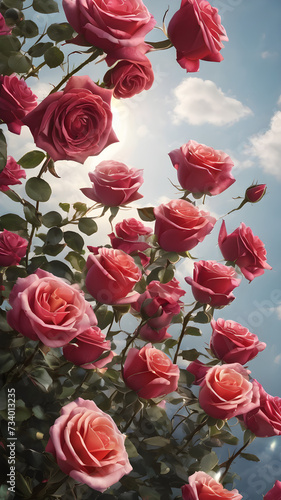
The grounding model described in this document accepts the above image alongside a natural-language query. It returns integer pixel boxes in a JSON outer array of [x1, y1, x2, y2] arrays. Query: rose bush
[[123, 343, 180, 399], [0, 74, 37, 134], [0, 229, 28, 267], [169, 139, 235, 196], [81, 161, 144, 206], [182, 471, 242, 499], [6, 269, 97, 347], [63, 327, 114, 369], [0, 156, 26, 192], [168, 0, 228, 72], [264, 481, 281, 500], [242, 380, 281, 437], [45, 398, 132, 492], [23, 75, 118, 163], [185, 260, 241, 307], [154, 199, 216, 253]]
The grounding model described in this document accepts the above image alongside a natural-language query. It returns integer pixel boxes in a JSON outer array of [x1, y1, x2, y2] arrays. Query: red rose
[[0, 156, 26, 192], [109, 218, 152, 254], [0, 229, 28, 267], [85, 248, 142, 305], [168, 0, 228, 72], [23, 75, 118, 163], [264, 481, 281, 500], [45, 398, 132, 492], [154, 199, 216, 253], [242, 380, 281, 437], [219, 220, 272, 281], [63, 326, 113, 369], [182, 471, 242, 500], [7, 269, 97, 347], [81, 161, 143, 206], [245, 183, 267, 203], [185, 260, 241, 307], [199, 363, 260, 420], [210, 318, 266, 365], [0, 74, 37, 134], [123, 343, 180, 399], [169, 140, 235, 196]]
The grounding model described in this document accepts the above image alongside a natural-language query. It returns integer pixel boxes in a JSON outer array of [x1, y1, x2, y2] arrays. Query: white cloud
[[273, 304, 281, 320], [172, 77, 252, 126], [261, 51, 278, 59]]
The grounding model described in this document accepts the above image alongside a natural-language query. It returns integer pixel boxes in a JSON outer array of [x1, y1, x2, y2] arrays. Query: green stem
[[219, 438, 253, 482], [173, 302, 202, 364], [176, 417, 208, 454]]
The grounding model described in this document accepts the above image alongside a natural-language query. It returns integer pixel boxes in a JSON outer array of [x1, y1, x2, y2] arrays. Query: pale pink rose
[[182, 471, 242, 499], [169, 140, 235, 196], [210, 318, 266, 365], [0, 229, 28, 267], [185, 260, 241, 307], [245, 183, 266, 203], [85, 247, 142, 305], [109, 218, 152, 254], [63, 326, 114, 369], [0, 156, 26, 192], [242, 380, 281, 437], [81, 161, 143, 207], [154, 199, 216, 253], [219, 220, 272, 281], [6, 269, 97, 347], [0, 74, 37, 134], [264, 481, 281, 500], [45, 398, 132, 492], [199, 363, 260, 420], [123, 343, 180, 399], [23, 75, 118, 163], [62, 0, 156, 56], [168, 0, 228, 72]]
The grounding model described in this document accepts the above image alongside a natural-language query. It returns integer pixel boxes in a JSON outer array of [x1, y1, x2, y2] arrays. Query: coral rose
[[45, 398, 132, 492], [182, 471, 242, 499], [242, 380, 281, 437], [63, 326, 114, 369], [0, 156, 26, 192], [264, 481, 281, 500], [109, 218, 152, 254], [0, 229, 28, 267], [0, 74, 37, 134]]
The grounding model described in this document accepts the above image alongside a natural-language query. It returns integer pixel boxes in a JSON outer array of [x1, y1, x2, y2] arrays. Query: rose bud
[[245, 183, 267, 203]]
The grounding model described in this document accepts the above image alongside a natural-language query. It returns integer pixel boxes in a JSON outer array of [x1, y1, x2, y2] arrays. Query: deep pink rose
[[0, 156, 26, 192], [242, 380, 281, 437], [123, 343, 180, 399], [167, 0, 228, 72], [264, 481, 281, 500], [185, 260, 241, 308], [210, 318, 266, 365], [131, 278, 185, 342], [109, 218, 152, 254], [85, 247, 141, 305], [245, 183, 267, 203], [182, 471, 242, 500], [186, 360, 210, 385], [62, 0, 156, 56], [6, 269, 97, 347], [81, 161, 143, 206], [23, 75, 118, 163], [0, 13, 12, 35], [0, 74, 37, 134], [154, 199, 216, 253], [218, 220, 272, 282], [199, 363, 260, 420], [169, 140, 235, 196], [45, 398, 132, 492], [63, 326, 114, 369], [104, 52, 154, 99], [0, 229, 28, 267]]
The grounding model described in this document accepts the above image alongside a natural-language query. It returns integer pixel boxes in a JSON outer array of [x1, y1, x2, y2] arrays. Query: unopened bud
[[245, 184, 267, 203]]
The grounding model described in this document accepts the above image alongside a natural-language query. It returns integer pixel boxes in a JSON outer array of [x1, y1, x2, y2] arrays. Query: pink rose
[[186, 360, 210, 385], [0, 156, 26, 192], [169, 140, 235, 196], [210, 318, 266, 365], [131, 278, 185, 342], [45, 398, 132, 491], [63, 326, 114, 369], [6, 269, 97, 347], [167, 0, 228, 72], [182, 471, 242, 500], [242, 380, 281, 437], [85, 247, 142, 305], [245, 183, 267, 203], [199, 363, 260, 420], [81, 161, 143, 206], [0, 13, 12, 35], [154, 199, 216, 253], [123, 343, 180, 399], [0, 74, 37, 134], [62, 0, 156, 56], [185, 260, 241, 307], [218, 220, 272, 282], [109, 218, 152, 254], [0, 229, 28, 267], [23, 75, 118, 163], [264, 481, 281, 500]]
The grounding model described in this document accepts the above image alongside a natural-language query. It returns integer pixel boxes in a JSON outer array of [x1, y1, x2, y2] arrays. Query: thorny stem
[[173, 302, 202, 364], [176, 418, 208, 454], [219, 438, 253, 482]]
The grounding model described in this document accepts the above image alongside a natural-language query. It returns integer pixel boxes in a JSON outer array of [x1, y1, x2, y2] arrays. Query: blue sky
[[1, 1, 281, 496]]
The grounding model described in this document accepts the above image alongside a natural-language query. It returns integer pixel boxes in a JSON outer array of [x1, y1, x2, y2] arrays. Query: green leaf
[[4, 189, 22, 202], [0, 213, 27, 231], [64, 230, 84, 252], [25, 177, 52, 202], [181, 349, 201, 361], [59, 202, 70, 212], [0, 129, 7, 172], [137, 207, 155, 222], [45, 227, 63, 245], [28, 41, 53, 58], [78, 217, 98, 235], [193, 310, 213, 324], [95, 305, 114, 330], [147, 39, 173, 50], [42, 210, 62, 227], [3, 0, 23, 8], [158, 265, 174, 283], [33, 0, 59, 13], [125, 438, 139, 458], [0, 35, 21, 54], [47, 22, 75, 42], [139, 486, 161, 500], [43, 243, 65, 256], [14, 20, 39, 38], [27, 367, 53, 391], [240, 453, 260, 462], [200, 451, 219, 471], [44, 46, 64, 68], [8, 52, 32, 73], [42, 260, 73, 281], [18, 150, 46, 169], [143, 436, 170, 447], [65, 251, 86, 271], [23, 204, 42, 227], [185, 326, 202, 336], [0, 351, 15, 373]]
